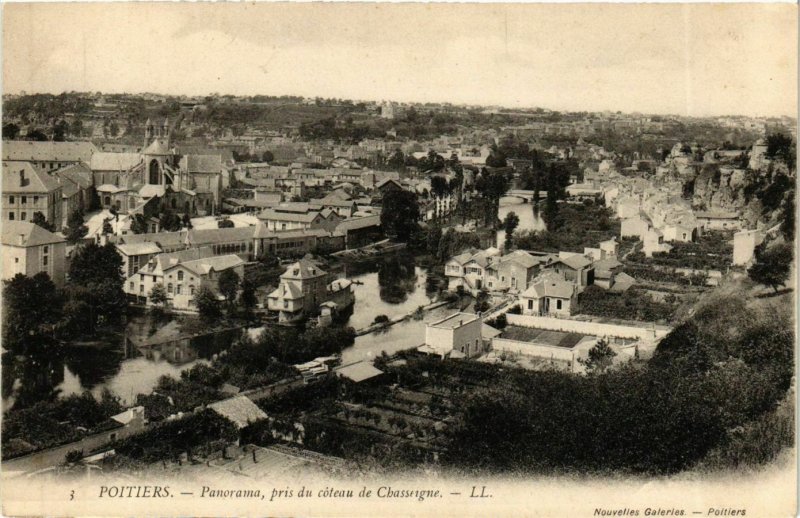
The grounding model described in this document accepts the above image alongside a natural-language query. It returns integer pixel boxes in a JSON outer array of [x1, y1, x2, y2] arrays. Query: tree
[[2, 272, 61, 351], [485, 152, 507, 168], [387, 149, 405, 170], [194, 285, 221, 319], [580, 338, 617, 374], [70, 119, 83, 137], [31, 211, 55, 232], [159, 210, 182, 232], [65, 208, 88, 244], [130, 214, 149, 234], [543, 175, 561, 232], [149, 283, 168, 308], [765, 133, 795, 169], [748, 242, 792, 292], [218, 269, 241, 309], [475, 169, 509, 228], [430, 176, 449, 199], [217, 218, 235, 229], [52, 120, 68, 141], [101, 218, 114, 235], [239, 279, 258, 312], [3, 122, 20, 139], [65, 242, 126, 334], [380, 189, 420, 242], [27, 129, 48, 141], [503, 212, 520, 250], [780, 190, 794, 242], [261, 150, 275, 163]]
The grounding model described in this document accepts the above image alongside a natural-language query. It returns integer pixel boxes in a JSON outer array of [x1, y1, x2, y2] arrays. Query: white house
[[519, 275, 578, 317], [420, 312, 484, 359]]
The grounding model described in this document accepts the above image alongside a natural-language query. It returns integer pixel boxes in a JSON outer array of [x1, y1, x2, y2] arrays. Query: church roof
[[182, 154, 222, 173], [90, 152, 141, 172], [142, 139, 171, 155]]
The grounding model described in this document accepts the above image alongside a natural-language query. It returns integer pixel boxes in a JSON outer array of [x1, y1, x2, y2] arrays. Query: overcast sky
[[3, 3, 797, 117]]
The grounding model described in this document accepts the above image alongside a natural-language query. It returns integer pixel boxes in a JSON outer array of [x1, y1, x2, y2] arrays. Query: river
[[496, 196, 546, 248], [2, 254, 445, 408]]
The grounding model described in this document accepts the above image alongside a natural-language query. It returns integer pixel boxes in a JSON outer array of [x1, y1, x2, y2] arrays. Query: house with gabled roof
[[485, 250, 551, 293], [520, 273, 578, 317], [2, 221, 67, 286], [2, 161, 64, 229], [123, 246, 245, 310], [545, 254, 595, 290]]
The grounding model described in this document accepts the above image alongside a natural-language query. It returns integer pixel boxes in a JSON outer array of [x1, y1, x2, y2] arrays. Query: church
[[90, 118, 227, 216]]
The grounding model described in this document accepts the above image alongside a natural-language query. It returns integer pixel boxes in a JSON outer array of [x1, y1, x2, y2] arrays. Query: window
[[177, 271, 184, 281], [21, 196, 26, 204], [33, 196, 39, 204], [9, 196, 14, 204], [140, 274, 144, 281], [43, 246, 48, 253], [528, 300, 533, 310], [15, 258, 19, 263], [9, 212, 14, 220], [43, 255, 48, 266], [557, 300, 562, 310], [167, 283, 173, 294], [129, 282, 134, 290], [176, 285, 181, 295], [189, 285, 195, 295], [20, 212, 26, 221]]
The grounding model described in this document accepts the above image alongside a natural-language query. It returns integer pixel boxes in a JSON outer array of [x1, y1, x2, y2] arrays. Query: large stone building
[[2, 221, 67, 286], [1, 141, 97, 172], [2, 161, 64, 229]]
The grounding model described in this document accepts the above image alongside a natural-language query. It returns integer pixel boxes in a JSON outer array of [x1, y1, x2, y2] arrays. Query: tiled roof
[[90, 152, 141, 171], [522, 278, 575, 299], [268, 281, 304, 300], [116, 242, 162, 256], [177, 254, 245, 276], [259, 209, 321, 223], [187, 226, 256, 246], [56, 163, 93, 189], [183, 154, 222, 173], [335, 215, 381, 232], [553, 254, 592, 270], [336, 362, 384, 383], [281, 259, 327, 280], [1, 221, 65, 247], [208, 396, 268, 429], [2, 140, 97, 162], [142, 139, 170, 155], [2, 161, 61, 193]]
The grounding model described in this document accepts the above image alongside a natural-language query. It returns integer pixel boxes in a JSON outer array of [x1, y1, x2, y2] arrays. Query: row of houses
[[445, 239, 630, 318]]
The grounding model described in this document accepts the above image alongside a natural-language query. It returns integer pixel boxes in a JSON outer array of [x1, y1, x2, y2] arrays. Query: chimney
[[19, 169, 26, 187]]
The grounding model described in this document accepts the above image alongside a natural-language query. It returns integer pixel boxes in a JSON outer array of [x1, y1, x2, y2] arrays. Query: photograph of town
[[1, 3, 797, 517]]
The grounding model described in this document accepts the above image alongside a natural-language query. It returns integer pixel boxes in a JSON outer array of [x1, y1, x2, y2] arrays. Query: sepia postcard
[[1, 2, 797, 517]]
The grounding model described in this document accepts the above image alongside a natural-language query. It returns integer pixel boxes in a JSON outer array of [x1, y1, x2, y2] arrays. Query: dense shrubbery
[[114, 409, 238, 463], [2, 389, 123, 459], [442, 295, 793, 474], [515, 204, 619, 253], [577, 285, 676, 322]]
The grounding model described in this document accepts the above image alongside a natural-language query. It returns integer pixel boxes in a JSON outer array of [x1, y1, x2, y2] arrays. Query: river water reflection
[[496, 196, 546, 248], [2, 253, 446, 408]]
